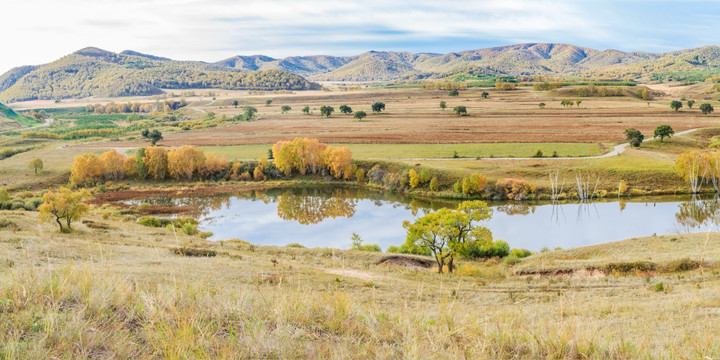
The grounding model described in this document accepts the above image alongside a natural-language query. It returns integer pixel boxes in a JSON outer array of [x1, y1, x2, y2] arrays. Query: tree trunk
[[55, 216, 64, 232], [448, 257, 454, 273], [435, 255, 444, 273], [66, 217, 72, 230]]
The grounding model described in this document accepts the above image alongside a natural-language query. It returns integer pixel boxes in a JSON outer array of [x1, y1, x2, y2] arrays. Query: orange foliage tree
[[70, 153, 103, 186], [167, 146, 205, 180], [143, 146, 168, 180], [99, 150, 127, 180], [272, 138, 327, 176], [199, 152, 229, 179]]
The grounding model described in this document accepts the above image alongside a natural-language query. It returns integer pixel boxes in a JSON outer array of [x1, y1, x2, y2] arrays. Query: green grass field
[[200, 142, 605, 161]]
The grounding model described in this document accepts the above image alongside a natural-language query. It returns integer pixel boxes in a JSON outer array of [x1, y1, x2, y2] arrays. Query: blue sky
[[2, 0, 720, 74]]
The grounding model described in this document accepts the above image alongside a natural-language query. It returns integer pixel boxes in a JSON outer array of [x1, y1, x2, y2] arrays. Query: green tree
[[243, 105, 258, 120], [538, 102, 546, 108], [670, 100, 683, 111], [135, 147, 148, 179], [28, 158, 43, 175], [576, 100, 582, 107], [38, 187, 90, 232], [687, 100, 695, 108], [339, 105, 352, 114], [354, 111, 367, 121], [481, 91, 489, 99], [700, 103, 714, 115], [320, 106, 334, 117], [265, 99, 272, 106], [654, 125, 674, 142], [439, 101, 446, 111], [403, 200, 493, 273], [429, 177, 439, 191], [624, 128, 644, 147], [146, 129, 163, 145], [281, 105, 291, 114], [302, 106, 310, 115], [232, 100, 239, 107], [371, 102, 385, 113], [454, 105, 467, 116]]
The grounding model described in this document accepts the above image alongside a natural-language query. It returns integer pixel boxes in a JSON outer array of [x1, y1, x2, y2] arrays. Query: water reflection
[[125, 187, 720, 250], [674, 195, 720, 232]]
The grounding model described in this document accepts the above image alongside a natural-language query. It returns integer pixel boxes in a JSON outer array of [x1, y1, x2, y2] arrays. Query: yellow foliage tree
[[123, 157, 137, 178], [272, 138, 327, 176], [70, 153, 103, 186], [168, 146, 205, 180], [409, 169, 420, 188], [199, 151, 229, 179], [38, 187, 90, 232], [99, 150, 127, 180], [143, 146, 168, 180], [323, 146, 353, 179]]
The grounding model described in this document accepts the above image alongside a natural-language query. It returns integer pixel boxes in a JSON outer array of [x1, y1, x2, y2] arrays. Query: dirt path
[[190, 99, 217, 114]]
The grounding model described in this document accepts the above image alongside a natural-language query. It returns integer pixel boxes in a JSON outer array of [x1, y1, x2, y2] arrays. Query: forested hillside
[[0, 48, 318, 103]]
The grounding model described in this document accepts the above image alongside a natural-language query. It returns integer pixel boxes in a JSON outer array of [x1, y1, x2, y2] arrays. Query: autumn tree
[[38, 187, 90, 232], [403, 200, 493, 273], [273, 138, 327, 176], [354, 111, 367, 121], [676, 151, 709, 193], [409, 169, 420, 188], [199, 151, 229, 179], [143, 146, 169, 180], [654, 125, 674, 142], [371, 102, 385, 113], [28, 158, 43, 175], [281, 105, 291, 113], [320, 106, 334, 117], [99, 150, 127, 180], [70, 153, 103, 186], [429, 177, 439, 191], [168, 146, 205, 180], [323, 146, 353, 179], [339, 105, 352, 114]]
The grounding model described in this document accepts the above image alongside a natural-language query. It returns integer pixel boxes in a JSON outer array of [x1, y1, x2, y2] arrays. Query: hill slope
[[214, 43, 720, 82], [0, 102, 39, 129], [0, 47, 318, 103]]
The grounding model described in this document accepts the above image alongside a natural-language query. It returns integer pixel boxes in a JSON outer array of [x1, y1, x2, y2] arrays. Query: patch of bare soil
[[377, 255, 434, 270], [324, 268, 386, 281]]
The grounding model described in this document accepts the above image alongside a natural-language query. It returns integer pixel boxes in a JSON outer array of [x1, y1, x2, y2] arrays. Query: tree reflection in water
[[675, 195, 720, 231], [276, 188, 358, 225]]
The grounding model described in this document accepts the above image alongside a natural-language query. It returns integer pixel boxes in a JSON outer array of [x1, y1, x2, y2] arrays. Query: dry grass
[[1, 210, 719, 358]]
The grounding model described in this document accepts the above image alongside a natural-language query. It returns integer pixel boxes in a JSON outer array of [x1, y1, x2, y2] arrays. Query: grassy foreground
[[1, 210, 720, 358]]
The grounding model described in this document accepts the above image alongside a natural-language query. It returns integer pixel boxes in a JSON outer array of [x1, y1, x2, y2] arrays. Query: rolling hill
[[216, 43, 720, 82], [0, 47, 319, 103], [3, 43, 720, 102], [0, 102, 39, 129]]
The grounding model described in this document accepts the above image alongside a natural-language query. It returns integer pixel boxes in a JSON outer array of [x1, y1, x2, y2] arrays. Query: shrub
[[509, 248, 532, 258], [457, 173, 487, 196], [459, 240, 510, 259], [172, 247, 217, 257], [429, 177, 439, 191], [286, 243, 306, 248], [652, 282, 665, 292], [504, 254, 522, 265], [182, 223, 198, 235], [495, 178, 536, 200]]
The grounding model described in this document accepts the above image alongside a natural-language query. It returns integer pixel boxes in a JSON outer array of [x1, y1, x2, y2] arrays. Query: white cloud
[[1, 0, 717, 74]]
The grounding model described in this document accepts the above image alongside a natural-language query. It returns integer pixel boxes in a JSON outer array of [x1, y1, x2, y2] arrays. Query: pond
[[132, 187, 720, 251]]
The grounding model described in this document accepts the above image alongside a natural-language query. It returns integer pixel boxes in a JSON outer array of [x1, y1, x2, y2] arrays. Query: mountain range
[[2, 43, 720, 102]]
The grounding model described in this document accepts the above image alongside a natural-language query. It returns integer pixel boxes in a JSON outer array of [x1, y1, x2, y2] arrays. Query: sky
[[2, 0, 720, 74]]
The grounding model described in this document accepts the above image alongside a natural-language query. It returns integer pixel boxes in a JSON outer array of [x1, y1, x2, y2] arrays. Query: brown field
[[66, 87, 720, 148]]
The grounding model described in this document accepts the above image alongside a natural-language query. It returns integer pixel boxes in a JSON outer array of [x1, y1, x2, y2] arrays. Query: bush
[[10, 201, 26, 210], [182, 223, 198, 235], [286, 243, 306, 248], [386, 243, 432, 256], [495, 178, 536, 200], [459, 240, 510, 259], [504, 254, 521, 265], [509, 248, 532, 258]]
